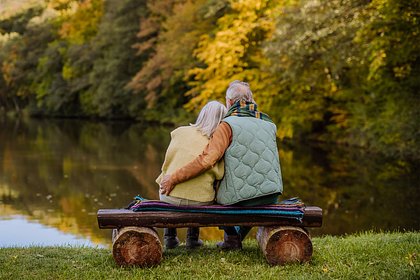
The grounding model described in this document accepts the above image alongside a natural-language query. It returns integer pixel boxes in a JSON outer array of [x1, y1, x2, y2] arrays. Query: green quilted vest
[[216, 116, 283, 205]]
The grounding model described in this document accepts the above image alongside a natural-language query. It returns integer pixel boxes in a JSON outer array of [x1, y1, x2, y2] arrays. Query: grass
[[0, 232, 419, 280]]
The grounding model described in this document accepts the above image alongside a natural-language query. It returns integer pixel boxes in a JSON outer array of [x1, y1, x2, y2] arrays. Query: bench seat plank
[[97, 206, 322, 229]]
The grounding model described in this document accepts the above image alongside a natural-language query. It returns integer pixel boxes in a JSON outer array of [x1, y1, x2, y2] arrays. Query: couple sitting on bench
[[157, 80, 283, 250]]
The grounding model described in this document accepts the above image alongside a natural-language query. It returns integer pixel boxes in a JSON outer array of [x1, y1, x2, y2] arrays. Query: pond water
[[0, 118, 418, 248]]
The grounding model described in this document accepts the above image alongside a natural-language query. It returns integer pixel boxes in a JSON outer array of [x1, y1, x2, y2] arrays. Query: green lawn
[[0, 232, 418, 280]]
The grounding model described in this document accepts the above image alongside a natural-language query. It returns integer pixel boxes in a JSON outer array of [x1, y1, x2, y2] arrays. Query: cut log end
[[257, 226, 312, 265], [112, 227, 162, 267]]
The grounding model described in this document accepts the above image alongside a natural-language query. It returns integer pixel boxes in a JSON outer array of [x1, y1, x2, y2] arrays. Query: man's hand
[[160, 174, 175, 195]]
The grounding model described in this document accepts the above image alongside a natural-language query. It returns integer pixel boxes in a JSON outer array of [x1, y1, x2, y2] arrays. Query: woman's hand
[[160, 174, 175, 195]]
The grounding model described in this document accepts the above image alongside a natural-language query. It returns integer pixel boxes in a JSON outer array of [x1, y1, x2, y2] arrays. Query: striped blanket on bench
[[127, 196, 305, 221]]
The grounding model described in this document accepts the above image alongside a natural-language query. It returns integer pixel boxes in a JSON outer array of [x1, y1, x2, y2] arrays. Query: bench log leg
[[256, 226, 312, 265], [112, 226, 162, 267]]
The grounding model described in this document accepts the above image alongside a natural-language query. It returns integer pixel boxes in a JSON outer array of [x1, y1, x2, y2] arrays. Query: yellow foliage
[[393, 64, 411, 78], [61, 63, 74, 80], [58, 0, 103, 45], [330, 108, 349, 128], [277, 123, 294, 139], [185, 0, 276, 111], [367, 49, 387, 81]]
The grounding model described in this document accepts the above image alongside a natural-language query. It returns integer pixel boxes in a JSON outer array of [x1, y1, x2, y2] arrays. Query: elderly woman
[[156, 101, 227, 249]]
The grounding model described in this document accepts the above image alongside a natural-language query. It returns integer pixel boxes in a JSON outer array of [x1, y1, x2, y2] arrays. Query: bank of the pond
[[0, 232, 418, 279]]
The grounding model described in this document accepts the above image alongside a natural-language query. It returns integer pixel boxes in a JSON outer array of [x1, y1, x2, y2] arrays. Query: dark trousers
[[220, 193, 279, 240], [220, 226, 252, 241]]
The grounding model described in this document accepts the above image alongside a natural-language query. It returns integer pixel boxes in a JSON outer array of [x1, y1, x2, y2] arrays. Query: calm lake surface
[[0, 118, 418, 248]]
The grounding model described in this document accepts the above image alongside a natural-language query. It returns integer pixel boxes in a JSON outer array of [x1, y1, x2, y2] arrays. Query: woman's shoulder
[[171, 126, 206, 139], [172, 125, 193, 133], [171, 125, 197, 135]]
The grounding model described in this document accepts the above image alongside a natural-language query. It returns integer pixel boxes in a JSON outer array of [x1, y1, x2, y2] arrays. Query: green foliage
[[0, 0, 105, 117], [0, 5, 43, 34], [0, 15, 56, 113], [83, 0, 147, 118], [264, 0, 369, 139], [351, 0, 420, 158], [0, 0, 419, 158], [264, 0, 420, 157]]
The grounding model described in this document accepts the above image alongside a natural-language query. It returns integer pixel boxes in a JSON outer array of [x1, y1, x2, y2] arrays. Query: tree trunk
[[112, 226, 162, 267], [256, 226, 312, 265]]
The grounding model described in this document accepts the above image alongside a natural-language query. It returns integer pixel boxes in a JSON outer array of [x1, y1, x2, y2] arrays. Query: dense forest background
[[0, 0, 419, 159]]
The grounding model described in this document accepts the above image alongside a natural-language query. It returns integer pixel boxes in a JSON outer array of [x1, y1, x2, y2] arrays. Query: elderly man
[[160, 80, 283, 250]]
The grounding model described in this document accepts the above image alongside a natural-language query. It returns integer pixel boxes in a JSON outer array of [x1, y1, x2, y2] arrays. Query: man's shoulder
[[225, 116, 274, 125], [224, 117, 277, 134]]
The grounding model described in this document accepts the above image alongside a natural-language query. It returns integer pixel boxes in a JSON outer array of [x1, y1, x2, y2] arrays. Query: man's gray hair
[[226, 80, 254, 103], [191, 101, 227, 137]]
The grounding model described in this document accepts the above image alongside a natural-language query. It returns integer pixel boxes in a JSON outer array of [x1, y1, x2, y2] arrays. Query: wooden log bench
[[97, 206, 322, 267]]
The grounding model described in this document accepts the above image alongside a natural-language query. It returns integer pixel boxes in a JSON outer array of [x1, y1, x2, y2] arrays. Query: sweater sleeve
[[171, 122, 232, 185]]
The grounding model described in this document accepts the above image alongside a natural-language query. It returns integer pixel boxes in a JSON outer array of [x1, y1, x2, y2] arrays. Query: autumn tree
[[84, 0, 147, 118], [185, 0, 276, 112], [128, 0, 226, 121]]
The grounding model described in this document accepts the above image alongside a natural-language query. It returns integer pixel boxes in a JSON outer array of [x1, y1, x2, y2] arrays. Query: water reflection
[[0, 118, 418, 247], [0, 216, 103, 247]]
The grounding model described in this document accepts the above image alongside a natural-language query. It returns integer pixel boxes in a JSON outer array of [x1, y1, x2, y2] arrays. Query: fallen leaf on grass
[[406, 253, 417, 267]]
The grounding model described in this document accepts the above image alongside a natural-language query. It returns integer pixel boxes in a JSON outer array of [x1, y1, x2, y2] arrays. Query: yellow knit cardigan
[[156, 126, 224, 202]]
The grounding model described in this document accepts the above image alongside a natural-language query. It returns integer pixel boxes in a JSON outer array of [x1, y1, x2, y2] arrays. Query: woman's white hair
[[191, 101, 227, 137], [225, 80, 255, 103]]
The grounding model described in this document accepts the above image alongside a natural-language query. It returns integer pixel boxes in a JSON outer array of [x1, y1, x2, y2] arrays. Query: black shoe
[[164, 228, 179, 249], [186, 227, 204, 249], [216, 233, 242, 250]]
